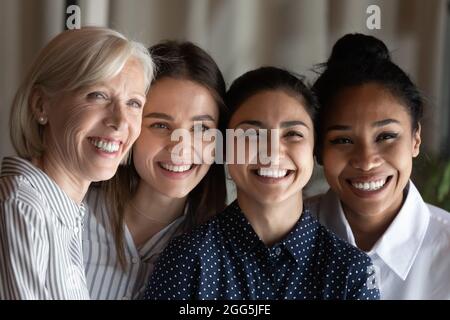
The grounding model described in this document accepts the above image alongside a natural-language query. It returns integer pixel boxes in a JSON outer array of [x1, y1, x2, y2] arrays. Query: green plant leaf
[[437, 162, 450, 202]]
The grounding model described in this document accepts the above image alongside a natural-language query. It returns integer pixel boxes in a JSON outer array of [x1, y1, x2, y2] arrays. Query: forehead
[[229, 90, 312, 126], [145, 78, 218, 116], [327, 83, 411, 125]]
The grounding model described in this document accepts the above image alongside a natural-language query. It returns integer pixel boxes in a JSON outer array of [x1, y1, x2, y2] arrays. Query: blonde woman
[[0, 27, 154, 300]]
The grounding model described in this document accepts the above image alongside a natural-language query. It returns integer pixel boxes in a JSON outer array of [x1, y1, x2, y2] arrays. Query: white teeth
[[90, 138, 120, 153], [257, 168, 288, 178], [160, 163, 192, 172], [351, 179, 387, 191]]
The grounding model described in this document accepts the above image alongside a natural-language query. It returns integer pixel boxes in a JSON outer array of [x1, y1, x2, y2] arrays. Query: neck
[[127, 180, 187, 225], [342, 195, 404, 251], [125, 181, 187, 248], [237, 190, 303, 246], [32, 155, 89, 204]]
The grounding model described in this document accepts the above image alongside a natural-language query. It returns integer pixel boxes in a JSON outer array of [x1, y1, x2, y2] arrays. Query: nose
[[104, 101, 128, 131], [166, 131, 196, 163], [258, 129, 281, 166], [350, 143, 383, 171]]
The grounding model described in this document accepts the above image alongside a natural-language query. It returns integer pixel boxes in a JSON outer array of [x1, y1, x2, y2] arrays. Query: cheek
[[227, 164, 246, 185], [195, 137, 217, 163], [132, 137, 159, 170], [57, 110, 95, 144], [322, 149, 345, 183], [195, 163, 212, 181], [128, 114, 143, 140]]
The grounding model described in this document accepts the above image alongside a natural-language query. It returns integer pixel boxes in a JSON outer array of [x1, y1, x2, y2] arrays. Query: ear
[[412, 123, 421, 158], [30, 87, 50, 122]]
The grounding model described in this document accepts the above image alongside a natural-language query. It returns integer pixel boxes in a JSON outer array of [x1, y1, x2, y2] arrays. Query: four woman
[[1, 28, 449, 300]]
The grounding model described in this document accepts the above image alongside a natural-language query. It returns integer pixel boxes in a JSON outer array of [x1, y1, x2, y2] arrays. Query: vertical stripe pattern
[[83, 188, 185, 300], [0, 156, 90, 300]]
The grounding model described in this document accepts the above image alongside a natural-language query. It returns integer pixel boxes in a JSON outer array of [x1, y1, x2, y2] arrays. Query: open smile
[[88, 137, 123, 157], [346, 175, 393, 197], [157, 162, 197, 179], [251, 167, 295, 184]]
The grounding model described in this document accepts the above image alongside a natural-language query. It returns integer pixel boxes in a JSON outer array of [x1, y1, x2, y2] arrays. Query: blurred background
[[1, 0, 449, 209]]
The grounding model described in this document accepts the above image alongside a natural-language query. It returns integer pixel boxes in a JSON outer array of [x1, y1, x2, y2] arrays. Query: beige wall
[[1, 0, 447, 161]]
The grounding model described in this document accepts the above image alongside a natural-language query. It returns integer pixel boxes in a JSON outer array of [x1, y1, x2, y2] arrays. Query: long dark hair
[[104, 41, 228, 268]]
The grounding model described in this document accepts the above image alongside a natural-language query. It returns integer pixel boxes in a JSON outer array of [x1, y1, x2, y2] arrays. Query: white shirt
[[83, 188, 186, 300], [0, 156, 90, 300], [305, 181, 450, 300]]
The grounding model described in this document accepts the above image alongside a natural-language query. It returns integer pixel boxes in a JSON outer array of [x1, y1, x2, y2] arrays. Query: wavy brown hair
[[103, 41, 228, 268]]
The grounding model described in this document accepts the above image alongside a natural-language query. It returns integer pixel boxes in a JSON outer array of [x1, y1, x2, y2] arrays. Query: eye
[[284, 131, 304, 140], [87, 91, 108, 100], [150, 122, 170, 130], [240, 128, 259, 137], [330, 137, 353, 145], [192, 123, 210, 132], [376, 132, 398, 142], [128, 99, 143, 109]]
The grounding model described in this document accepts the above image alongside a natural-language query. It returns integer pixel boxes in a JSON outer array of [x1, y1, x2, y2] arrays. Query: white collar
[[316, 181, 430, 280]]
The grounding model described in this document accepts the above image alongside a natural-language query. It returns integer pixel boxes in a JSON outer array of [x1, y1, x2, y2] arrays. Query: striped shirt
[[83, 188, 185, 300], [0, 156, 90, 300]]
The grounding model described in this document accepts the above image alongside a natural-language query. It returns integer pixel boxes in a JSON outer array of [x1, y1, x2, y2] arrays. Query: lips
[[346, 175, 393, 194], [88, 137, 122, 153], [251, 167, 295, 182], [159, 162, 193, 173]]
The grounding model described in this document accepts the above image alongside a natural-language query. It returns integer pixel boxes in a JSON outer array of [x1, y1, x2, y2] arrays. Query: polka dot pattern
[[143, 201, 380, 300]]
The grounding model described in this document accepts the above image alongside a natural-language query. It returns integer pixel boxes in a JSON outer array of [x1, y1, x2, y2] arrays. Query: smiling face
[[321, 83, 421, 218], [41, 58, 146, 183], [227, 90, 314, 206], [133, 77, 220, 199]]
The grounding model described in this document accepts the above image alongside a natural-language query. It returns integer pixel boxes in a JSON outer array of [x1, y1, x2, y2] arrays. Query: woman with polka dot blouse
[[143, 67, 380, 300]]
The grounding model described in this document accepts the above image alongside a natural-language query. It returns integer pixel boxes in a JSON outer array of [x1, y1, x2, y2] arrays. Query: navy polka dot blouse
[[143, 201, 380, 300]]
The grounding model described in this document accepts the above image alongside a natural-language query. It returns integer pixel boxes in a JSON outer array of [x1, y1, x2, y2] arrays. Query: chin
[[161, 188, 192, 199], [89, 168, 118, 182]]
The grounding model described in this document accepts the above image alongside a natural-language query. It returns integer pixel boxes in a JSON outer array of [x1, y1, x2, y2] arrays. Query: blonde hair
[[10, 26, 155, 159]]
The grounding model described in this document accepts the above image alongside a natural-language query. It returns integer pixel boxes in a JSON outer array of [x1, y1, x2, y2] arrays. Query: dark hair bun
[[327, 33, 391, 66]]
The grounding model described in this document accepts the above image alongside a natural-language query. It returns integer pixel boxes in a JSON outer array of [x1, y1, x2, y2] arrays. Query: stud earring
[[38, 116, 47, 125]]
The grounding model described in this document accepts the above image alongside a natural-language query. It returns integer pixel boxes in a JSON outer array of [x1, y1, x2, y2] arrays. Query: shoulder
[[0, 175, 47, 219], [424, 203, 450, 251], [316, 221, 372, 268], [165, 215, 222, 257]]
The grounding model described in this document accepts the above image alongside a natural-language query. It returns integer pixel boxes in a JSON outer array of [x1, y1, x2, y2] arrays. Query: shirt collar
[[1, 156, 85, 228], [219, 200, 319, 265], [317, 181, 429, 280]]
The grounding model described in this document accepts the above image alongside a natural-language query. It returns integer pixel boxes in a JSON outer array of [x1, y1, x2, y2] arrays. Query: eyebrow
[[280, 120, 309, 129], [373, 119, 400, 127], [236, 120, 309, 129], [144, 112, 215, 122], [235, 120, 264, 127], [326, 119, 400, 132], [144, 112, 173, 120], [87, 83, 146, 100], [192, 115, 216, 122]]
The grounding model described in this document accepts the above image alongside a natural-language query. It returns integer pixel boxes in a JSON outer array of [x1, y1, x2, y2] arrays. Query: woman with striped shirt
[[0, 27, 154, 300], [83, 41, 229, 300]]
